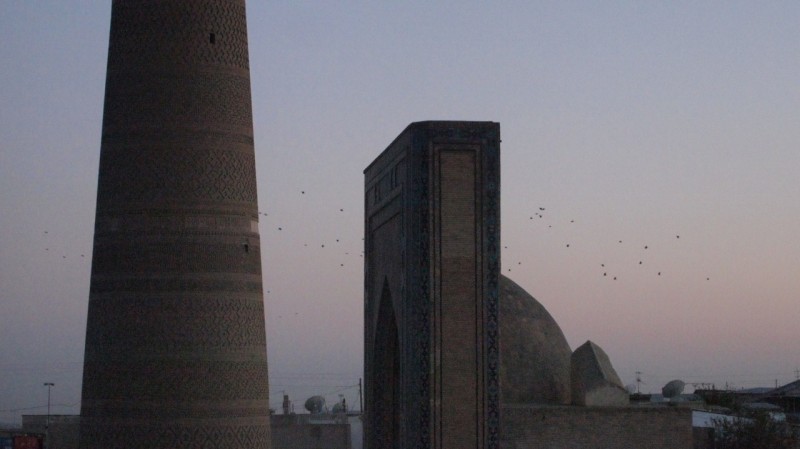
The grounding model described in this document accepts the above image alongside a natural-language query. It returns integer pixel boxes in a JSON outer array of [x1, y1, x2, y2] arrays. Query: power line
[[0, 401, 80, 414], [269, 382, 359, 390]]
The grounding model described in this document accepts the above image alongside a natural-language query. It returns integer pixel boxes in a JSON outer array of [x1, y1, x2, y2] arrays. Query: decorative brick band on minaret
[[79, 1, 270, 448], [364, 122, 500, 449]]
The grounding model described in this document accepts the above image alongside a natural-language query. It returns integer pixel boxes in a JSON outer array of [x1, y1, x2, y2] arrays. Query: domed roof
[[500, 274, 572, 405]]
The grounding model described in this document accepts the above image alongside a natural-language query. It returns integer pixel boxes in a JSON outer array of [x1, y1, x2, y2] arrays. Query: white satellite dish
[[662, 379, 685, 398]]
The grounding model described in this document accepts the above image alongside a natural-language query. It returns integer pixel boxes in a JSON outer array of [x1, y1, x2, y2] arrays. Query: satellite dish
[[662, 380, 685, 398], [305, 395, 326, 414]]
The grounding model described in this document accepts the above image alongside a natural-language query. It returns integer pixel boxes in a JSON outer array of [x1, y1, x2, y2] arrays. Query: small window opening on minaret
[[209, 32, 216, 44]]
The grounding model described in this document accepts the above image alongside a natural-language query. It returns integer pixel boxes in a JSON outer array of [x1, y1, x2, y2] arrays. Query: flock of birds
[[41, 230, 86, 260], [255, 192, 713, 287], [503, 206, 711, 283], [257, 192, 364, 274], [38, 190, 712, 289]]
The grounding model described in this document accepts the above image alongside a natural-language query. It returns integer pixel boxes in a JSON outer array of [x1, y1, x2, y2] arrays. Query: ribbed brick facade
[[79, 1, 270, 447]]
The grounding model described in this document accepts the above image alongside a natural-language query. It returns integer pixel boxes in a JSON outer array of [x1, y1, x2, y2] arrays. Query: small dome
[[500, 275, 572, 404]]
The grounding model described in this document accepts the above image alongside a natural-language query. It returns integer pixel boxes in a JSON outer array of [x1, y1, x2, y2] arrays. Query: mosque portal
[[363, 121, 500, 449]]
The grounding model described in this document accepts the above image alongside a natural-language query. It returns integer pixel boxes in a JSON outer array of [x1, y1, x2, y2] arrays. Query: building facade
[[363, 122, 501, 449]]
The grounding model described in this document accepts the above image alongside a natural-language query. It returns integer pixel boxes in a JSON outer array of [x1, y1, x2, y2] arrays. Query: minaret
[[79, 1, 270, 448]]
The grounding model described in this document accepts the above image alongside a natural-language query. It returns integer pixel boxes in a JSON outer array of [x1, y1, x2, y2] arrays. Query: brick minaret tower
[[79, 1, 270, 447]]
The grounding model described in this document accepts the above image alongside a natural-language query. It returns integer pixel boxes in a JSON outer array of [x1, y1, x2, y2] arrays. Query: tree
[[713, 410, 798, 449]]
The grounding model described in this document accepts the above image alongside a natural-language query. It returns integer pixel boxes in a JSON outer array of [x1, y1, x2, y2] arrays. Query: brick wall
[[363, 121, 501, 449], [501, 405, 693, 449]]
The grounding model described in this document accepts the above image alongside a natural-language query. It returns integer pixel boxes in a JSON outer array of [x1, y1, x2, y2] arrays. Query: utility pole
[[635, 371, 643, 394], [358, 378, 363, 413], [44, 382, 54, 449]]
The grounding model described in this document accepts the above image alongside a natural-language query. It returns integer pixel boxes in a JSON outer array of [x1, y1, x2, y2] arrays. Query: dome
[[500, 274, 572, 404]]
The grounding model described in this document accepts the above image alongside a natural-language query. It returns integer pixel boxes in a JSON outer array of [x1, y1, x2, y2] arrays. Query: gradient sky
[[1, 2, 799, 424]]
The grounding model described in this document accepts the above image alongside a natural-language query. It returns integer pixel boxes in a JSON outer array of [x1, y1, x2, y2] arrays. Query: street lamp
[[43, 382, 54, 449]]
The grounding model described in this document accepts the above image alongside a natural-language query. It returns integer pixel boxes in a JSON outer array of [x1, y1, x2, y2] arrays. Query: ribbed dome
[[500, 275, 572, 404]]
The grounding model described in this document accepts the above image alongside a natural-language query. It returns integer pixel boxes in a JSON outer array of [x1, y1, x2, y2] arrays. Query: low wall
[[270, 414, 350, 449], [501, 405, 693, 449]]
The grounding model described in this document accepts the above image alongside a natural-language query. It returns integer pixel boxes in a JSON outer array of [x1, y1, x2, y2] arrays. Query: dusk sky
[[1, 2, 799, 424]]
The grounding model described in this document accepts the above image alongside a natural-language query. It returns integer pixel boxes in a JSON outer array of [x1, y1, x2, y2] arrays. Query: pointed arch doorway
[[370, 279, 401, 449]]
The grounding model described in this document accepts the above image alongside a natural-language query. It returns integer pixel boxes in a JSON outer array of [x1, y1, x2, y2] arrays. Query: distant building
[[0, 429, 43, 449], [758, 379, 800, 418], [695, 379, 800, 419], [21, 415, 78, 449], [19, 413, 355, 449], [270, 413, 351, 449]]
